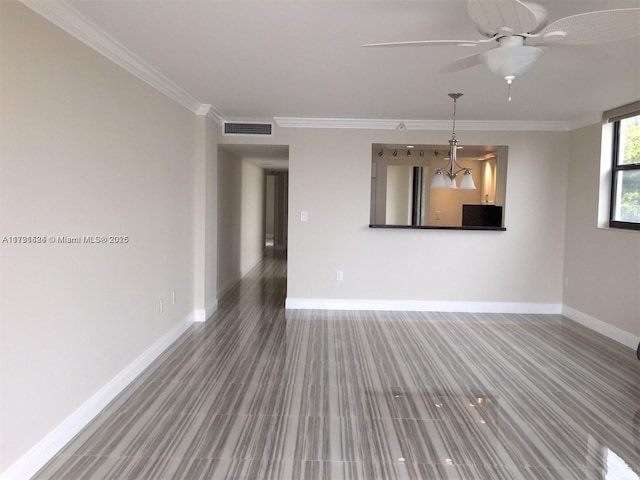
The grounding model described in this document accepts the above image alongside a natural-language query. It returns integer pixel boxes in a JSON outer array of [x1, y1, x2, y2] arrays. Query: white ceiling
[[60, 0, 640, 126]]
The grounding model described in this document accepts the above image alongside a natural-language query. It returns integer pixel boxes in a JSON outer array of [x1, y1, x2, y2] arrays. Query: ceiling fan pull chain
[[506, 75, 514, 102]]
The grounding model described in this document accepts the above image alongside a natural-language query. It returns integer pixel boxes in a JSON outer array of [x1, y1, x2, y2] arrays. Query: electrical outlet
[[300, 211, 308, 222], [336, 270, 344, 281], [172, 291, 176, 304], [159, 299, 164, 314]]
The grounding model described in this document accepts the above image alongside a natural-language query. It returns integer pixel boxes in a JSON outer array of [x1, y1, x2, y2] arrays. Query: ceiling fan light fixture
[[479, 42, 546, 81]]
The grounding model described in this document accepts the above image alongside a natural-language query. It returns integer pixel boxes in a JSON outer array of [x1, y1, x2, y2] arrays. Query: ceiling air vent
[[223, 122, 273, 136]]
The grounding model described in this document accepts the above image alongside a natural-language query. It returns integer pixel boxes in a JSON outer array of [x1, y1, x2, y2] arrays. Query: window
[[608, 106, 640, 230]]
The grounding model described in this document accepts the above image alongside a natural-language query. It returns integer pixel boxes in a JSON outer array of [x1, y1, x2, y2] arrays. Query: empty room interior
[[1, 0, 640, 479]]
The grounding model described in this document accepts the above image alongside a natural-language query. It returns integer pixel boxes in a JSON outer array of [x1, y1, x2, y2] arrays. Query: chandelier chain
[[452, 97, 457, 136], [448, 92, 462, 138]]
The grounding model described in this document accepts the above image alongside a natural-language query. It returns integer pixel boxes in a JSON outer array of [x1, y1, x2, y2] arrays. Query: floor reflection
[[34, 251, 640, 480]]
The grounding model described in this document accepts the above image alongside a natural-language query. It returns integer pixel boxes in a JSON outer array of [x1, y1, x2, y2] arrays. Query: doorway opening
[[265, 171, 288, 251], [216, 144, 289, 300]]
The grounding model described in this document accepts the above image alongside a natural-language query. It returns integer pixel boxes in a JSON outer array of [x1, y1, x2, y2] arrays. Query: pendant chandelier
[[431, 93, 476, 190]]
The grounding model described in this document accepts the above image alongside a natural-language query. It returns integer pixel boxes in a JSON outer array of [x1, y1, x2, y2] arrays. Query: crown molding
[[19, 0, 215, 117], [196, 104, 212, 116], [274, 118, 406, 130], [194, 105, 225, 124], [566, 114, 601, 131], [274, 117, 571, 131], [206, 106, 226, 124]]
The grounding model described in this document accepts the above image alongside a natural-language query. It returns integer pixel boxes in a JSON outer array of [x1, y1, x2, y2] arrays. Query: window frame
[[609, 112, 640, 231]]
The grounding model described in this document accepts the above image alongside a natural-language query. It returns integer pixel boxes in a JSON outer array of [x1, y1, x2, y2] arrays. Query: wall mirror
[[370, 143, 508, 229]]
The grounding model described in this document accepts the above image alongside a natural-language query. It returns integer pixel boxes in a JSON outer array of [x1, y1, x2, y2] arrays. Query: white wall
[[563, 123, 640, 343], [0, 1, 198, 472]]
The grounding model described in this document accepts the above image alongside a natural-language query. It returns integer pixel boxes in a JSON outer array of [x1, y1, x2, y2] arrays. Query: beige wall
[[276, 127, 569, 305], [217, 149, 265, 296], [385, 165, 412, 225], [564, 123, 640, 339], [194, 115, 219, 320], [241, 162, 266, 275], [220, 125, 568, 306], [0, 1, 199, 471], [217, 148, 243, 295], [265, 175, 275, 237]]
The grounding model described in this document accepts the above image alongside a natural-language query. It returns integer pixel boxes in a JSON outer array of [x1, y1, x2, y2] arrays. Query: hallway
[[35, 251, 640, 479]]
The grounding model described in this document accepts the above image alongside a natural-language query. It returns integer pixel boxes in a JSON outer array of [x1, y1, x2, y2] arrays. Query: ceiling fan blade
[[362, 40, 480, 48], [439, 53, 483, 73], [467, 0, 543, 36], [540, 8, 640, 45]]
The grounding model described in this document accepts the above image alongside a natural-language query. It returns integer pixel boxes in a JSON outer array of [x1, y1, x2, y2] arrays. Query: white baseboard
[[562, 305, 640, 350], [194, 300, 218, 323], [0, 312, 195, 480], [285, 298, 561, 314]]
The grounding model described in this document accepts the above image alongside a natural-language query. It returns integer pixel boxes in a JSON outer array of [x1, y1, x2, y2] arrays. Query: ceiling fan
[[363, 0, 640, 99]]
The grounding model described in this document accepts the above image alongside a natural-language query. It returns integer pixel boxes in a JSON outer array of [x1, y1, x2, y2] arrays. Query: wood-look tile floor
[[35, 251, 640, 479]]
